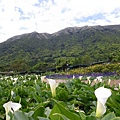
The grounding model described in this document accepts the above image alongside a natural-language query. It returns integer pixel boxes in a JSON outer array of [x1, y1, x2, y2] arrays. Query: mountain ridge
[[2, 24, 120, 43], [0, 24, 120, 72]]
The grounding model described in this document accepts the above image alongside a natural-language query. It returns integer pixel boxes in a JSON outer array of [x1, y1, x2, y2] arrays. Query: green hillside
[[0, 25, 120, 72]]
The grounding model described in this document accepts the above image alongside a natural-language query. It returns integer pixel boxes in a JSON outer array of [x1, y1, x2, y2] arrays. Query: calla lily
[[73, 75, 75, 79], [96, 76, 103, 82], [48, 79, 59, 97], [12, 78, 18, 85], [94, 87, 112, 118], [13, 78, 18, 81], [3, 101, 21, 120], [79, 76, 83, 80], [87, 76, 91, 80], [41, 76, 47, 82], [108, 79, 111, 85], [87, 76, 91, 84]]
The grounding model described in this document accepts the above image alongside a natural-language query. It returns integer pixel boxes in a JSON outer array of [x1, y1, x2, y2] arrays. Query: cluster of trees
[[0, 25, 120, 72]]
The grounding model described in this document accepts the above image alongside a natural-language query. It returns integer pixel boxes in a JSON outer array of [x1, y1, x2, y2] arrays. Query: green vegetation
[[0, 74, 120, 119], [0, 25, 120, 72], [68, 63, 120, 75]]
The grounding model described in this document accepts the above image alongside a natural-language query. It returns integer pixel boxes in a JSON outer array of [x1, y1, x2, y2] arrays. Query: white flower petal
[[95, 87, 111, 104], [3, 101, 21, 113], [11, 102, 21, 111], [96, 100, 106, 118], [48, 79, 58, 97], [6, 114, 10, 120], [41, 76, 46, 82], [3, 101, 12, 114], [94, 87, 112, 118], [79, 76, 83, 80]]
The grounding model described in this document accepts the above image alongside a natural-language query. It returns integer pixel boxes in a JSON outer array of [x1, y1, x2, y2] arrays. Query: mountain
[[0, 25, 120, 72]]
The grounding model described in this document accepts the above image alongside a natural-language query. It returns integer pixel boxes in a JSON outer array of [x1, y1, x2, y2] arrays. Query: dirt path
[[106, 79, 120, 87]]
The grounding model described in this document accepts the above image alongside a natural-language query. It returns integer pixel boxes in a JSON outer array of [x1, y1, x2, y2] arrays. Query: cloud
[[0, 0, 120, 43]]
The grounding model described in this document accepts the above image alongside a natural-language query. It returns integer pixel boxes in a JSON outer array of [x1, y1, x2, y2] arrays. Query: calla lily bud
[[108, 79, 111, 85], [3, 101, 21, 120], [48, 79, 59, 97], [11, 91, 14, 96], [94, 87, 112, 118]]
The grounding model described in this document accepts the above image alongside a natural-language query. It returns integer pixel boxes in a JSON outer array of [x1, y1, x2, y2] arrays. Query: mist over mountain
[[0, 25, 120, 72]]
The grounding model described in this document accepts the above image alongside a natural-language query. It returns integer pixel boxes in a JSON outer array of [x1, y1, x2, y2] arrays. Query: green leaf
[[49, 104, 62, 120], [45, 107, 51, 118], [35, 84, 42, 96], [42, 101, 51, 108], [111, 117, 120, 120], [31, 92, 42, 103], [53, 113, 70, 120], [86, 116, 97, 120], [26, 111, 34, 117], [32, 106, 45, 120], [79, 111, 86, 120], [89, 111, 96, 116], [12, 111, 29, 120], [50, 99, 82, 120], [101, 112, 116, 120], [37, 117, 50, 120]]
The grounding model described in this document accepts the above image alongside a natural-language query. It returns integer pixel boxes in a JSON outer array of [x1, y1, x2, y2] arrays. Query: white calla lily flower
[[41, 76, 47, 82], [87, 76, 91, 84], [96, 76, 103, 82], [79, 76, 83, 80], [73, 75, 75, 79], [87, 76, 91, 80], [94, 87, 112, 118], [48, 79, 59, 97], [3, 101, 21, 120]]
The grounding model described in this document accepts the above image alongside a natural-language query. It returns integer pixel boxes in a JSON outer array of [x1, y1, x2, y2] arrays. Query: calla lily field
[[0, 73, 120, 120]]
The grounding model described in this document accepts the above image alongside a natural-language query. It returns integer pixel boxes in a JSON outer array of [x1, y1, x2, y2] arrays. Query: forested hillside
[[0, 25, 120, 72]]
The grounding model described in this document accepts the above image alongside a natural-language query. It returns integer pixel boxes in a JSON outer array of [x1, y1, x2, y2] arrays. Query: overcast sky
[[0, 0, 120, 43]]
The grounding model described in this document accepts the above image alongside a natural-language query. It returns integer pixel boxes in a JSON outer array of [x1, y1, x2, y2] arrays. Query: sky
[[0, 0, 120, 43]]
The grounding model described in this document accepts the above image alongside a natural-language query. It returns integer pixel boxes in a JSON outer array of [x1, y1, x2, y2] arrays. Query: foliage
[[0, 25, 120, 72], [69, 63, 120, 75], [0, 74, 120, 120]]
